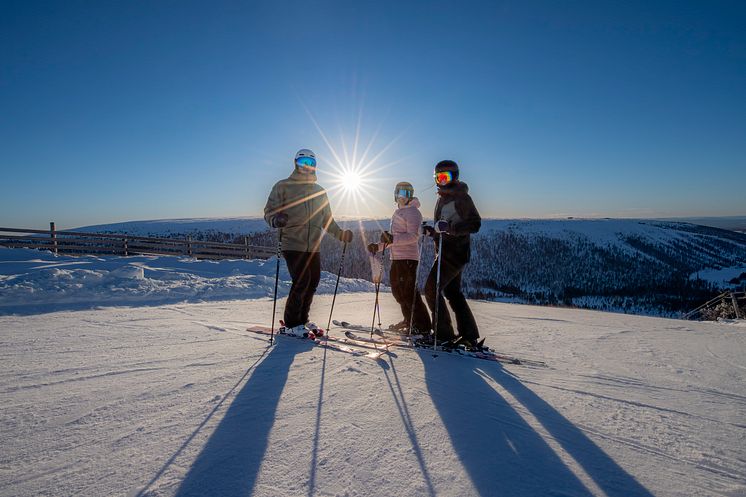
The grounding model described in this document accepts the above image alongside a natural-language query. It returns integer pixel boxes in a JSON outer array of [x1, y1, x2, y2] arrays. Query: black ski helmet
[[434, 160, 459, 185], [394, 181, 414, 202]]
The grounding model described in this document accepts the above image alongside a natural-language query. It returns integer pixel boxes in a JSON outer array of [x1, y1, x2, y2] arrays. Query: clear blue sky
[[1, 0, 744, 229]]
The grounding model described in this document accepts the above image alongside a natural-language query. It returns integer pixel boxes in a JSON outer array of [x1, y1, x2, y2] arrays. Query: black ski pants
[[390, 259, 432, 333], [283, 250, 321, 328], [424, 256, 479, 342]]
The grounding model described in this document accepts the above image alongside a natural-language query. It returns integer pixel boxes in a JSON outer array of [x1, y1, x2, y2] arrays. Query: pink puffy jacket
[[377, 197, 423, 261]]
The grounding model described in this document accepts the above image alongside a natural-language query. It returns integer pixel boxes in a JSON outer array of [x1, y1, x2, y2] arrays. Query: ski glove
[[272, 213, 288, 228], [422, 225, 436, 237], [367, 243, 379, 254], [380, 231, 394, 244], [340, 230, 354, 243], [435, 220, 449, 234]]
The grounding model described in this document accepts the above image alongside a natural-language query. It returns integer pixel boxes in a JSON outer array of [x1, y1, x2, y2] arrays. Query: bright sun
[[341, 170, 363, 192]]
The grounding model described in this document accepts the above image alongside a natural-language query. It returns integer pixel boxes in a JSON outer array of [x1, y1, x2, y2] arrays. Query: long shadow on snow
[[173, 338, 311, 497], [480, 366, 655, 497], [378, 356, 437, 496], [421, 352, 595, 497], [137, 347, 270, 496]]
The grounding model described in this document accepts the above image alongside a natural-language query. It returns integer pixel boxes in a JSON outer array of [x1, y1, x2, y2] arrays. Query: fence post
[[123, 237, 129, 256], [50, 221, 58, 254], [244, 237, 250, 259], [732, 293, 742, 319]]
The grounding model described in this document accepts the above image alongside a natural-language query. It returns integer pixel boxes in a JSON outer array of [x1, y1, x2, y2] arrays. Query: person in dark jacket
[[423, 160, 481, 346], [264, 149, 353, 337]]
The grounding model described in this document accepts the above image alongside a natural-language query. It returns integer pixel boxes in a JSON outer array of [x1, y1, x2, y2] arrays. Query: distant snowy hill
[[76, 217, 270, 237], [465, 219, 746, 314], [661, 215, 746, 233], [71, 217, 746, 316]]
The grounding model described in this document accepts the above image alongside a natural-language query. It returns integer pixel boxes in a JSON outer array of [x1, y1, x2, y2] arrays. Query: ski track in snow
[[2, 296, 746, 496]]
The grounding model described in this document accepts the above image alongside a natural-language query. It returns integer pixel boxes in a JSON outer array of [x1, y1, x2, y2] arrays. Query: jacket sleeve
[[451, 193, 481, 236], [320, 191, 343, 239], [263, 181, 283, 228]]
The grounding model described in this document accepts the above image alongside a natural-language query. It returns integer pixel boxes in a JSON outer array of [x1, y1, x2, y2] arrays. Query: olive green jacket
[[264, 170, 343, 252]]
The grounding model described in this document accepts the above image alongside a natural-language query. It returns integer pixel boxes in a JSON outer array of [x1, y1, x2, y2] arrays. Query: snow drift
[[0, 248, 374, 315]]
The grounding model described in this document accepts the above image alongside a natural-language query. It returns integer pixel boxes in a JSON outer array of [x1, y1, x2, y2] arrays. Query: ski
[[342, 329, 546, 367], [332, 320, 423, 340], [246, 325, 384, 360], [344, 330, 410, 347], [333, 319, 380, 334]]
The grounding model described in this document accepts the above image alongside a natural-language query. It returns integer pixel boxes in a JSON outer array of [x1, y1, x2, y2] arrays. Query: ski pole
[[376, 243, 388, 330], [433, 232, 444, 355], [269, 232, 283, 344], [370, 243, 387, 337], [407, 223, 427, 336], [326, 241, 348, 331]]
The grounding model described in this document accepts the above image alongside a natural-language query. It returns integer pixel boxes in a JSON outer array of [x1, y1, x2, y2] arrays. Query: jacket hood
[[400, 197, 421, 209], [289, 168, 318, 183], [437, 181, 468, 196]]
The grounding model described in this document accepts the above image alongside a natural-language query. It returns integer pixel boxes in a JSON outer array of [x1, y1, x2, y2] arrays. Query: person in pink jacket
[[368, 182, 432, 334]]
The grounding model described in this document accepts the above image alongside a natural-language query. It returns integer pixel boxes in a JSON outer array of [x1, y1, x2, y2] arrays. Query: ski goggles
[[434, 171, 454, 186], [394, 188, 413, 200], [295, 156, 317, 171]]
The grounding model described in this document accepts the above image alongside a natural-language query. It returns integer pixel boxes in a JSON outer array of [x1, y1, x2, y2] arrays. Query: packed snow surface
[[1, 248, 745, 497]]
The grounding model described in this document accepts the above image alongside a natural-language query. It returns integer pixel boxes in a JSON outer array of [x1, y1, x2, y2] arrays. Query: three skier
[[263, 149, 353, 337], [264, 151, 481, 349]]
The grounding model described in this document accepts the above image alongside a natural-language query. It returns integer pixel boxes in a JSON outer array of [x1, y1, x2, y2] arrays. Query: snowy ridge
[[480, 218, 744, 256], [75, 217, 270, 237]]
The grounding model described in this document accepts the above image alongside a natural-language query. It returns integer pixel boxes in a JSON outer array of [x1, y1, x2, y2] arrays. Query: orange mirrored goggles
[[434, 171, 454, 186]]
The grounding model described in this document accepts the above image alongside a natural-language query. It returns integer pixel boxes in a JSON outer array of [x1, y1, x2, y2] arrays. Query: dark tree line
[[181, 221, 746, 317]]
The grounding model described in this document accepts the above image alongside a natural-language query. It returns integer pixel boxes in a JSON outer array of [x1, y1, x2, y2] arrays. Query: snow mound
[[0, 248, 374, 314], [717, 318, 746, 327]]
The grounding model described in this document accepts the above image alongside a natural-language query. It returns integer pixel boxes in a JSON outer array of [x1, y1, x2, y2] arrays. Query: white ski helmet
[[294, 148, 316, 171], [295, 148, 315, 161]]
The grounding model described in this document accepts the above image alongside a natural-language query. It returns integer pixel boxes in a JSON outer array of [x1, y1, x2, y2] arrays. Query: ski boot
[[414, 334, 435, 348], [285, 324, 311, 338], [305, 322, 323, 338], [388, 320, 408, 331]]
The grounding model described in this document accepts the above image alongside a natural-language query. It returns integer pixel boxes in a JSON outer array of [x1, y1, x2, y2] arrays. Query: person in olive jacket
[[423, 159, 482, 347], [264, 149, 353, 336]]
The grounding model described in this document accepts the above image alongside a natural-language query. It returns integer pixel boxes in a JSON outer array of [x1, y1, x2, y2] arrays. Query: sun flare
[[341, 170, 363, 193]]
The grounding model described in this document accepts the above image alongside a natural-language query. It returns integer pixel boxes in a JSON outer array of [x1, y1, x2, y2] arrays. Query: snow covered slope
[[1, 296, 744, 497], [1, 246, 745, 496]]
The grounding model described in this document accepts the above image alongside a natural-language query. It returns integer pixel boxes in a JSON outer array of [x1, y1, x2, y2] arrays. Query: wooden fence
[[0, 223, 276, 260], [685, 290, 746, 320]]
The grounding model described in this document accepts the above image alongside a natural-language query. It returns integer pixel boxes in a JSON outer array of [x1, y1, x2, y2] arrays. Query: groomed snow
[[1, 253, 746, 495]]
